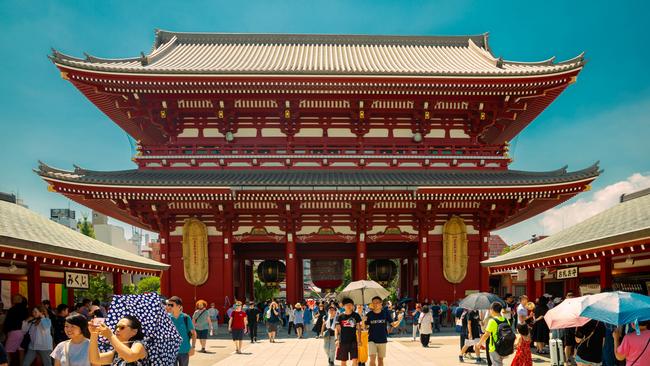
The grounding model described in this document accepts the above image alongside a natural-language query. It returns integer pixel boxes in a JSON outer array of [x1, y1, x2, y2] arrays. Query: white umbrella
[[544, 296, 590, 329], [336, 280, 390, 305]]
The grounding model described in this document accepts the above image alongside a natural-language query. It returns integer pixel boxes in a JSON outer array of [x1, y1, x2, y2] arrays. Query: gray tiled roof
[[482, 189, 650, 267], [36, 163, 600, 188], [0, 200, 168, 272], [50, 30, 585, 76]]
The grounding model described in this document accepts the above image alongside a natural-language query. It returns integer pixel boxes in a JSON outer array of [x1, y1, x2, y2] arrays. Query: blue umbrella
[[101, 293, 182, 365], [580, 291, 650, 326]]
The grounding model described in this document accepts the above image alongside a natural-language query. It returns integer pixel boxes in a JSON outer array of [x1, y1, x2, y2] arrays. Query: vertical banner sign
[[182, 218, 209, 286], [443, 216, 468, 284]]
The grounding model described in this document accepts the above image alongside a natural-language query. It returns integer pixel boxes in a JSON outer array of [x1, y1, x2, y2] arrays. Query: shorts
[[5, 330, 25, 352], [295, 323, 304, 330], [196, 329, 209, 339], [575, 355, 601, 366], [464, 338, 481, 347], [336, 341, 359, 361], [489, 351, 504, 366], [368, 342, 387, 358], [231, 329, 244, 341], [267, 323, 278, 332]]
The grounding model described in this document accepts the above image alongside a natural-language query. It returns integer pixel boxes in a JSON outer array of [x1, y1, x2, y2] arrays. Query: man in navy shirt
[[364, 296, 403, 366]]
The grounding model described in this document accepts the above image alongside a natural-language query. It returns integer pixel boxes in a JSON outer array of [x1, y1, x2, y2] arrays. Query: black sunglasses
[[165, 303, 175, 307]]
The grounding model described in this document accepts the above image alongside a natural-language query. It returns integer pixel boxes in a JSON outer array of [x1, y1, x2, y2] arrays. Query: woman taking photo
[[22, 305, 53, 366], [50, 314, 91, 366], [89, 315, 147, 366]]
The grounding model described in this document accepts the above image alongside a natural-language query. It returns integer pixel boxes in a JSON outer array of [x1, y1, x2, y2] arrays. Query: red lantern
[[310, 259, 344, 291]]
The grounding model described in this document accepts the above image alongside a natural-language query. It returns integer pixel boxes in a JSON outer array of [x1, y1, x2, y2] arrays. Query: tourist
[[312, 303, 326, 339], [208, 303, 219, 335], [4, 294, 28, 366], [50, 314, 91, 366], [88, 315, 147, 365], [192, 300, 212, 353], [245, 301, 259, 343], [294, 303, 305, 339], [459, 307, 482, 363], [411, 303, 421, 341], [286, 303, 295, 335], [502, 294, 515, 328], [303, 303, 313, 332], [430, 301, 442, 333], [52, 304, 70, 346], [417, 306, 434, 347], [266, 301, 281, 343], [335, 298, 363, 366], [531, 297, 549, 354], [228, 302, 248, 354], [365, 296, 403, 366], [79, 299, 91, 319], [516, 295, 532, 326], [613, 319, 650, 365], [91, 300, 106, 317], [575, 319, 606, 366], [561, 292, 577, 366], [167, 296, 196, 366], [479, 302, 514, 366], [321, 305, 338, 366], [22, 305, 54, 366], [510, 324, 532, 366], [440, 300, 449, 327], [42, 300, 56, 319]]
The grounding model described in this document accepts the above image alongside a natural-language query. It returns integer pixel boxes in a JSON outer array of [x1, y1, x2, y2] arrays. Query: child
[[511, 323, 532, 366]]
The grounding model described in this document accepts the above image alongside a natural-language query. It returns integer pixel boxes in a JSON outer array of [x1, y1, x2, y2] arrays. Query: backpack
[[182, 314, 193, 338], [492, 318, 515, 357]]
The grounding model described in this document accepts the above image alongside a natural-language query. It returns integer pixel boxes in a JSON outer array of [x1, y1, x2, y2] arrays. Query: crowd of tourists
[[450, 292, 649, 366]]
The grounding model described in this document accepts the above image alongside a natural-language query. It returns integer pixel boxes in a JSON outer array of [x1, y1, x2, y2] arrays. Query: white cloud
[[539, 173, 650, 234]]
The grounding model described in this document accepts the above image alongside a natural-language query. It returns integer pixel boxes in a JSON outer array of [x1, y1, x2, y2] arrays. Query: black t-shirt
[[462, 310, 481, 339], [337, 312, 362, 344], [364, 309, 394, 344], [246, 308, 259, 324], [575, 320, 606, 363]]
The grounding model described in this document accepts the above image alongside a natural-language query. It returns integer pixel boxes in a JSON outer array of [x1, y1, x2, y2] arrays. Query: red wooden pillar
[[113, 271, 123, 295], [67, 285, 75, 306], [418, 235, 429, 303], [355, 233, 367, 281], [159, 226, 171, 296], [297, 258, 304, 301], [285, 234, 297, 304], [223, 223, 234, 308], [600, 256, 613, 290], [526, 268, 536, 300], [27, 261, 41, 307]]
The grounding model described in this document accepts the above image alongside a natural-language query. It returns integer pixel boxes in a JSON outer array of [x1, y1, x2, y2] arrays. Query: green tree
[[136, 276, 160, 294], [253, 279, 278, 303], [77, 274, 113, 302], [122, 283, 137, 295], [335, 259, 352, 293], [77, 215, 95, 238]]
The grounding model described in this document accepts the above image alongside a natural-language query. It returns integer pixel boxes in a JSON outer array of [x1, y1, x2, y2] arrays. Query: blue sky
[[0, 1, 648, 244]]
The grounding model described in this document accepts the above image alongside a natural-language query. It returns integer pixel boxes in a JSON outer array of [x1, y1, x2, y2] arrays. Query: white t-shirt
[[516, 304, 529, 323], [50, 339, 91, 366], [418, 312, 434, 335]]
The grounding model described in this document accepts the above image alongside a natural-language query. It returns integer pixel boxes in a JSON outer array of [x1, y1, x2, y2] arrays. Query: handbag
[[21, 322, 34, 350]]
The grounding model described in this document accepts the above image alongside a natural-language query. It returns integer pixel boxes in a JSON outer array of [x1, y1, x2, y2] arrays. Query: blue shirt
[[294, 310, 305, 324], [170, 313, 194, 354], [364, 309, 394, 344]]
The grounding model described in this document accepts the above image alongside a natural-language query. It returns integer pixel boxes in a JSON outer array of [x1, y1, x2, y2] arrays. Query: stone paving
[[189, 331, 553, 366]]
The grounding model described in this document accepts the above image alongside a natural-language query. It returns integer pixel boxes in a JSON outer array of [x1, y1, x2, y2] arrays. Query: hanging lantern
[[256, 260, 286, 287], [310, 259, 344, 291], [368, 259, 398, 286]]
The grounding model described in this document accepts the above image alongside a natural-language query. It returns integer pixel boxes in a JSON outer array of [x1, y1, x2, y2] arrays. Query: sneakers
[[475, 357, 483, 364], [459, 356, 464, 363]]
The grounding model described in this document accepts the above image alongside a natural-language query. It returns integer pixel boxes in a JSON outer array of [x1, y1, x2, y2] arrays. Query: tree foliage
[[77, 215, 95, 238], [253, 279, 278, 303], [137, 276, 160, 293], [77, 274, 113, 302]]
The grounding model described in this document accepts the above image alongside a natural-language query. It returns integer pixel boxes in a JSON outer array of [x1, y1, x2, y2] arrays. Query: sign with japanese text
[[556, 267, 578, 280], [65, 271, 89, 289]]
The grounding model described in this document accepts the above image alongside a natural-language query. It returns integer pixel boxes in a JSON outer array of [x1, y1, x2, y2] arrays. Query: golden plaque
[[442, 216, 468, 284], [182, 218, 209, 286]]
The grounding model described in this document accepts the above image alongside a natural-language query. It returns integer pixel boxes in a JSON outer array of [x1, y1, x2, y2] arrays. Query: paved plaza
[[189, 332, 553, 366]]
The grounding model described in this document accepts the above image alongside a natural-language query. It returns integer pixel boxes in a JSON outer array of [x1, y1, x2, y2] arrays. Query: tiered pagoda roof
[[51, 31, 584, 76]]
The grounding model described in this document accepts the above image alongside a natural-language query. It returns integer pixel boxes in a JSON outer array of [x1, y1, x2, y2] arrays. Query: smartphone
[[92, 318, 106, 327]]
